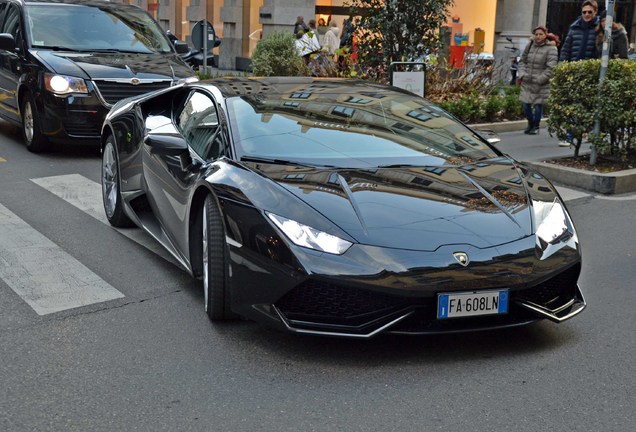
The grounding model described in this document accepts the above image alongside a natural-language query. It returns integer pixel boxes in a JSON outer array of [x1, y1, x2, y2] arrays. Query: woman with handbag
[[518, 26, 559, 135]]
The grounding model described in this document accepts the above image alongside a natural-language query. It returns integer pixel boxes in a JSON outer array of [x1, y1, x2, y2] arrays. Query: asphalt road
[[1, 123, 635, 431]]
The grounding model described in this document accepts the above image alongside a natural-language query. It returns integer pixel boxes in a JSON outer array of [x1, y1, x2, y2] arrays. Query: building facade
[[124, 0, 635, 71]]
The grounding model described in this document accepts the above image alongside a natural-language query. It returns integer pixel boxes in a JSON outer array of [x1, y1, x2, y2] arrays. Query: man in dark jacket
[[559, 0, 600, 61]]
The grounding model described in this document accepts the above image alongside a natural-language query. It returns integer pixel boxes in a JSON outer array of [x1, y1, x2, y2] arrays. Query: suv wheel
[[21, 92, 49, 153]]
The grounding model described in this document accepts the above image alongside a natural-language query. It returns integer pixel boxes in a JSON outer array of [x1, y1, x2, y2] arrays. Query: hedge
[[548, 59, 636, 158]]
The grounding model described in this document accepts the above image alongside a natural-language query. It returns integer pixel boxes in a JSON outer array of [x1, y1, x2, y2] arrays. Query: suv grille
[[93, 80, 172, 106]]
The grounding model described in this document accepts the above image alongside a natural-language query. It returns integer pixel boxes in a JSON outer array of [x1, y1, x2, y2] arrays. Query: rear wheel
[[21, 92, 49, 153], [102, 136, 133, 227], [202, 194, 232, 320]]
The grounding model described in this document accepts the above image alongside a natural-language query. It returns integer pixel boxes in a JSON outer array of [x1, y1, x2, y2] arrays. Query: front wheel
[[202, 194, 233, 320], [102, 136, 133, 227], [21, 92, 49, 153]]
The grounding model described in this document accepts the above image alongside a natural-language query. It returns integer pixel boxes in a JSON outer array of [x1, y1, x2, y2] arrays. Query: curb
[[525, 159, 636, 195], [470, 119, 547, 133], [469, 120, 636, 195]]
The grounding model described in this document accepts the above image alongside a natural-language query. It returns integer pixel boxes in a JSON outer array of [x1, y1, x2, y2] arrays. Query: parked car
[[101, 77, 585, 338], [0, 0, 197, 152]]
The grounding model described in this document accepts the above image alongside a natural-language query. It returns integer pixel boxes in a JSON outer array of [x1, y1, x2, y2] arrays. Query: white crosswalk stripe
[[0, 203, 124, 315], [31, 174, 177, 263], [1, 173, 180, 315]]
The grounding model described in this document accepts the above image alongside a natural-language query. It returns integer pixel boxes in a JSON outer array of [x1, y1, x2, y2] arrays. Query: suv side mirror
[[173, 40, 191, 55], [0, 33, 16, 52]]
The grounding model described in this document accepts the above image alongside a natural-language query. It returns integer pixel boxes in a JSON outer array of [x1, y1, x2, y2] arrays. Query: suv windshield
[[26, 4, 173, 53]]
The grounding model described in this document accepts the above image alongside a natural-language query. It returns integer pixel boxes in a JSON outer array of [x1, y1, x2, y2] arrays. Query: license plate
[[437, 290, 508, 319]]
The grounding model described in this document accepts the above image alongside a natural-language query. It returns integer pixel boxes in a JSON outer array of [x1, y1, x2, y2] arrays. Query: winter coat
[[518, 39, 558, 105], [596, 23, 629, 59], [560, 16, 600, 61], [323, 27, 340, 55]]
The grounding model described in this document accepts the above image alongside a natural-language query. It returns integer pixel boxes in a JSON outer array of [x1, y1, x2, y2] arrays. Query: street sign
[[389, 62, 426, 97]]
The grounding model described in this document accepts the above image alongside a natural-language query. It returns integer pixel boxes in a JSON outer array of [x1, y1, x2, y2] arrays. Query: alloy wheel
[[23, 101, 34, 143], [202, 204, 209, 312], [102, 142, 118, 219]]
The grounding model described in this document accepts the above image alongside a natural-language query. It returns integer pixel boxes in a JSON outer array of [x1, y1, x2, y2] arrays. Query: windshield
[[226, 92, 498, 168], [26, 4, 173, 53]]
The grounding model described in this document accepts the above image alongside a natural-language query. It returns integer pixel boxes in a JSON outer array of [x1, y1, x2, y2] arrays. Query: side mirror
[[144, 133, 202, 172], [144, 133, 188, 155], [0, 33, 16, 52], [173, 40, 191, 55]]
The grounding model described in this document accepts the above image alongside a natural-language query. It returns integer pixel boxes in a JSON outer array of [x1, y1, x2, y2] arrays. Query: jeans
[[522, 102, 543, 127]]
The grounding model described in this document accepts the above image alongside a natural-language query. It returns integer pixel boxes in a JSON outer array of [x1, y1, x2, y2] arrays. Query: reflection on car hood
[[250, 159, 533, 251], [33, 50, 194, 80]]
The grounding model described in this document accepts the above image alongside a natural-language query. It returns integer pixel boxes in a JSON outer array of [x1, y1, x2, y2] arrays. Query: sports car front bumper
[[228, 232, 584, 338]]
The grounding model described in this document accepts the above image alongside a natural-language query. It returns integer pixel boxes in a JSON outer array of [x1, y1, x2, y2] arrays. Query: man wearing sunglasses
[[559, 0, 600, 61]]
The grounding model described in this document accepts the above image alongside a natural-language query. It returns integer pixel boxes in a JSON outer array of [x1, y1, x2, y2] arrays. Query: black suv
[[0, 0, 197, 152]]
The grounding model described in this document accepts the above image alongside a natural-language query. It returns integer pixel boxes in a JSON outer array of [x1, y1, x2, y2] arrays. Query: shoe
[[527, 127, 539, 135], [523, 121, 533, 134], [558, 141, 571, 147]]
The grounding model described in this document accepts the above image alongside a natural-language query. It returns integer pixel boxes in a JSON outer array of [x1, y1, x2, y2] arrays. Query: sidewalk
[[491, 126, 579, 163], [476, 122, 636, 195]]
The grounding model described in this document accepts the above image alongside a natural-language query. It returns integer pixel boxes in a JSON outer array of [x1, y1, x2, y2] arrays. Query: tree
[[345, 0, 455, 77]]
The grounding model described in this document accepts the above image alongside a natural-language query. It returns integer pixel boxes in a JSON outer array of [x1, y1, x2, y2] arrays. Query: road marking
[[0, 203, 124, 315], [31, 174, 178, 264], [554, 185, 590, 202], [32, 174, 109, 223]]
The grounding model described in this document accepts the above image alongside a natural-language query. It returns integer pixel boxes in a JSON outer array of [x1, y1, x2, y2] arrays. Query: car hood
[[32, 50, 194, 80], [252, 159, 534, 251]]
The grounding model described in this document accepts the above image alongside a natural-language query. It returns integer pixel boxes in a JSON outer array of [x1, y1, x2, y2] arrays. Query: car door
[[0, 2, 24, 122], [143, 88, 228, 257]]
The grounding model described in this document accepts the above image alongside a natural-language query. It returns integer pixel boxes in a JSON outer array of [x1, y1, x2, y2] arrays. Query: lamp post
[[590, 0, 615, 166]]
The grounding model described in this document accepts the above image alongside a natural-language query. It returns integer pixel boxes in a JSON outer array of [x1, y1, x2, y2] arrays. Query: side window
[[2, 5, 21, 39], [0, 4, 7, 26], [177, 90, 224, 161]]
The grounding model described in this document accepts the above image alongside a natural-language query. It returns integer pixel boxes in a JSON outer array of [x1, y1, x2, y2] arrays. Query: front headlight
[[44, 73, 88, 95], [266, 212, 353, 255], [533, 197, 578, 260]]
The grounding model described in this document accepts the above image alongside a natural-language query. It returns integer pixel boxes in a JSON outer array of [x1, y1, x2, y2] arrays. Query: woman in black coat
[[596, 10, 629, 59]]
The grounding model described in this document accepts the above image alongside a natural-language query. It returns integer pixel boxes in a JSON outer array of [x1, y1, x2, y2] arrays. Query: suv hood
[[32, 50, 194, 80], [254, 160, 534, 251]]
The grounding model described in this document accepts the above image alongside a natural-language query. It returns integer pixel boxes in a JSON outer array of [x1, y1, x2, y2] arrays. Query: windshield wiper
[[240, 156, 336, 169], [34, 45, 76, 51], [376, 163, 422, 168], [80, 48, 151, 54]]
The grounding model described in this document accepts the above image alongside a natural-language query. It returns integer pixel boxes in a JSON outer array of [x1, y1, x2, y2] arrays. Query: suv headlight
[[533, 197, 578, 260], [45, 73, 88, 95], [266, 212, 352, 255]]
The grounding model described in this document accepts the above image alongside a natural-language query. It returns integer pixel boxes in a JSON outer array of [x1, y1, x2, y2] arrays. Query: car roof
[[199, 77, 416, 100]]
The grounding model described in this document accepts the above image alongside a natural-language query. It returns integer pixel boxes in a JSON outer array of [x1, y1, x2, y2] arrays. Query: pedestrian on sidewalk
[[518, 26, 559, 135], [293, 16, 309, 35], [559, 0, 599, 62], [323, 21, 340, 57], [596, 10, 629, 59]]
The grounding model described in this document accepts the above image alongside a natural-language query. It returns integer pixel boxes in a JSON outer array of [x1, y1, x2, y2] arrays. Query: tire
[[202, 194, 233, 320], [102, 136, 134, 227], [21, 92, 49, 153]]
